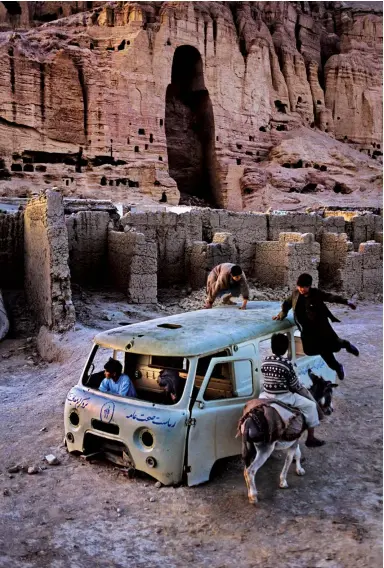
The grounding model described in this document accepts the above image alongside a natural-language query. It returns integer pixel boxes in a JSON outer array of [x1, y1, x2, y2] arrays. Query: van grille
[[91, 419, 120, 435]]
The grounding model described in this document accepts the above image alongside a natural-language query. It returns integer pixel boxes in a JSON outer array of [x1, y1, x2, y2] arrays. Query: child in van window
[[158, 368, 184, 404], [99, 358, 137, 398]]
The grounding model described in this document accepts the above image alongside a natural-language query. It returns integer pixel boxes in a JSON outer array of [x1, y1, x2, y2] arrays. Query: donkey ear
[[308, 370, 320, 381]]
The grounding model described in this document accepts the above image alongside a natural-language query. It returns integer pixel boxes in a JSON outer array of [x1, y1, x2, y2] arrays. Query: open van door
[[186, 354, 255, 487]]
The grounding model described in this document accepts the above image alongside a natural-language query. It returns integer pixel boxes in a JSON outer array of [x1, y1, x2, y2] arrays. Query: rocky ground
[[0, 293, 382, 568]]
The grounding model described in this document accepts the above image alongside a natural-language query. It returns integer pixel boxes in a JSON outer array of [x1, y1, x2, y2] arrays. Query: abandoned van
[[64, 301, 336, 486]]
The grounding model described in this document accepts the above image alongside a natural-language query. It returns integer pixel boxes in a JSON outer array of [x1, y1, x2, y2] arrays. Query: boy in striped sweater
[[260, 333, 324, 447]]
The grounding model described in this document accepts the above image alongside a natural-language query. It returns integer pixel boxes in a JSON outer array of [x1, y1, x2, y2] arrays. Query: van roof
[[94, 301, 295, 357]]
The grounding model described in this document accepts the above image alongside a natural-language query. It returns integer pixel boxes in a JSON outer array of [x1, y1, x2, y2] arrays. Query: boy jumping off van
[[273, 273, 358, 381], [99, 358, 137, 398], [204, 263, 249, 310], [260, 333, 324, 447]]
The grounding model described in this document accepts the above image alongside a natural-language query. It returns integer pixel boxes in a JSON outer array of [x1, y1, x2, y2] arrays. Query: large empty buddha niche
[[165, 45, 219, 205]]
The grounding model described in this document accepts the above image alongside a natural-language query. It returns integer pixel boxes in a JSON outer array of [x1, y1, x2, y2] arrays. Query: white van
[[64, 301, 335, 486]]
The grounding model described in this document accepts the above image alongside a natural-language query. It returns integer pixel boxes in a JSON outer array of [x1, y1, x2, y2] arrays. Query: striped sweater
[[261, 355, 301, 394]]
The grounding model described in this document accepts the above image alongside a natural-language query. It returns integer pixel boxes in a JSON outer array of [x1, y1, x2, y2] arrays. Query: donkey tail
[[241, 417, 256, 468]]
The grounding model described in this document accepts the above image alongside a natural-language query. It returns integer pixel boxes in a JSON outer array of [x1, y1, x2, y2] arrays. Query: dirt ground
[[0, 291, 382, 568]]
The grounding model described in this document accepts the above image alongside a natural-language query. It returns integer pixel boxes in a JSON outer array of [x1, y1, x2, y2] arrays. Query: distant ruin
[[0, 190, 381, 332]]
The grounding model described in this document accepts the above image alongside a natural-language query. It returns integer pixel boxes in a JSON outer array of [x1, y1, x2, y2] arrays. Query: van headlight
[[141, 430, 154, 448], [134, 428, 155, 450], [69, 410, 80, 427]]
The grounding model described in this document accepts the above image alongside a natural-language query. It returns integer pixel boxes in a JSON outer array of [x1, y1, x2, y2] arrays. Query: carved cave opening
[[165, 45, 220, 206]]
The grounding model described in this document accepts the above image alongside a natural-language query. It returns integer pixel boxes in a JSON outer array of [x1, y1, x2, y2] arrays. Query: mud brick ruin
[[0, 1, 382, 334], [0, 190, 381, 333], [254, 233, 320, 289], [23, 191, 75, 331]]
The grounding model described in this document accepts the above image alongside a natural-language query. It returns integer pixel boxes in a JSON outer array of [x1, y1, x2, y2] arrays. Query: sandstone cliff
[[0, 1, 382, 210]]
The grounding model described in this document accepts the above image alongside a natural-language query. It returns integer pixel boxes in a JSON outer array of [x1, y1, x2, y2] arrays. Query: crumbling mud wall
[[319, 232, 383, 296], [121, 211, 203, 286], [24, 191, 75, 331], [66, 211, 110, 284], [122, 209, 382, 281], [254, 233, 320, 289], [108, 229, 157, 304], [2, 200, 382, 331], [0, 210, 24, 288]]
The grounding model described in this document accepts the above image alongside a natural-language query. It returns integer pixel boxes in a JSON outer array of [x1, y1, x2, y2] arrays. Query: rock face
[[0, 1, 382, 210]]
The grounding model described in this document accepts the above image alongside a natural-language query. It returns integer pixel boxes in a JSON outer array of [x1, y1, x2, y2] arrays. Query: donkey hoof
[[279, 480, 289, 489], [296, 467, 306, 476], [248, 494, 258, 504]]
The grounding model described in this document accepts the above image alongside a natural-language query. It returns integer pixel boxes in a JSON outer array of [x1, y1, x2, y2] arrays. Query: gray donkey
[[239, 370, 338, 504]]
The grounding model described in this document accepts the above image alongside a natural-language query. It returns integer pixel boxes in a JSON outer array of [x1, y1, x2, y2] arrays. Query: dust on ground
[[0, 291, 382, 568]]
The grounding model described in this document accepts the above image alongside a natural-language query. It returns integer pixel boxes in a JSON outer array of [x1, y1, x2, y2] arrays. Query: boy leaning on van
[[204, 263, 249, 310]]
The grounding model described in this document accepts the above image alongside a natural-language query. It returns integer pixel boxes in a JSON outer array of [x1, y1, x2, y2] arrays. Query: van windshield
[[82, 345, 191, 405]]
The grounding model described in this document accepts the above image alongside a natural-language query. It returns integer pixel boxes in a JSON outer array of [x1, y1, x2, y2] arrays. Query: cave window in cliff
[[165, 45, 219, 206], [2, 1, 21, 15]]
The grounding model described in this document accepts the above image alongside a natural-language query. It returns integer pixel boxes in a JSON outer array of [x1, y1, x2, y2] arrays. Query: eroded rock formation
[[0, 1, 382, 210]]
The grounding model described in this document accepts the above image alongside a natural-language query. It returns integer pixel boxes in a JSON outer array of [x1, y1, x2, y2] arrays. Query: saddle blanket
[[269, 403, 295, 424]]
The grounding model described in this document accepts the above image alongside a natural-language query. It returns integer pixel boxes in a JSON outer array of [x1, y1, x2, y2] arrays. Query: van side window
[[232, 360, 253, 397], [196, 351, 229, 376], [203, 362, 234, 400]]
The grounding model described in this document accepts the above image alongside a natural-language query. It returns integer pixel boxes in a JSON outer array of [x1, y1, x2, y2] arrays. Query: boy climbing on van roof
[[204, 263, 249, 310]]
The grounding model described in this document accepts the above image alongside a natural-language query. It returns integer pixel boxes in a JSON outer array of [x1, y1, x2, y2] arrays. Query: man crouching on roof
[[204, 263, 249, 310]]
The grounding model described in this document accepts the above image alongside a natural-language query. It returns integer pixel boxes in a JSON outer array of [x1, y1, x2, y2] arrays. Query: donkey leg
[[279, 441, 297, 489], [295, 443, 306, 476], [245, 443, 275, 504]]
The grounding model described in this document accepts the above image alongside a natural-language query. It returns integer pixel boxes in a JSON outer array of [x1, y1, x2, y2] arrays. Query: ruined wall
[[254, 232, 320, 288], [319, 232, 383, 296], [0, 2, 381, 211], [121, 208, 382, 282], [0, 210, 24, 288], [66, 211, 110, 284], [24, 191, 75, 331], [108, 229, 157, 304], [121, 211, 203, 286], [358, 241, 383, 295]]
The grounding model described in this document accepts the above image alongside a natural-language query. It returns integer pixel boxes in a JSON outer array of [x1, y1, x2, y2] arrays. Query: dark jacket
[[278, 288, 349, 354]]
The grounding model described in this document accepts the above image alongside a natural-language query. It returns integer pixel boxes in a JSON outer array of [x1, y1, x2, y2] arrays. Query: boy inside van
[[204, 263, 249, 310], [260, 333, 324, 447], [99, 358, 137, 398]]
